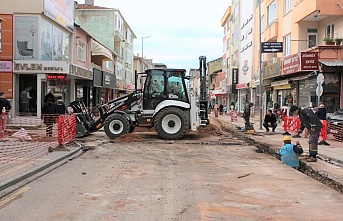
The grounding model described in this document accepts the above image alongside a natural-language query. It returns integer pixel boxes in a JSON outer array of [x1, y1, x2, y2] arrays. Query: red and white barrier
[[0, 108, 6, 138], [283, 116, 301, 135], [58, 114, 76, 145], [231, 110, 237, 122]]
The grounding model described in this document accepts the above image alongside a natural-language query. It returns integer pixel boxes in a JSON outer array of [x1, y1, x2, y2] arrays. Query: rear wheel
[[104, 113, 130, 139], [154, 107, 188, 140]]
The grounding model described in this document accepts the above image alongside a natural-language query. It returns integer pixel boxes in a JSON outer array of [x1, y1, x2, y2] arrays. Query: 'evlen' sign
[[13, 61, 69, 74], [282, 52, 318, 75]]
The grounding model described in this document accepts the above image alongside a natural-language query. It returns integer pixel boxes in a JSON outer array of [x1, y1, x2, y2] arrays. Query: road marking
[[0, 186, 31, 206]]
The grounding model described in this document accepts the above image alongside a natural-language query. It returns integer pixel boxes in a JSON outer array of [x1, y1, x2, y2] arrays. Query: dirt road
[[0, 129, 342, 220]]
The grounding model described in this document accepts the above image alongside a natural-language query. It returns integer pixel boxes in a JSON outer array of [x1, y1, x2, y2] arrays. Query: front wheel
[[154, 107, 189, 140], [104, 113, 130, 139]]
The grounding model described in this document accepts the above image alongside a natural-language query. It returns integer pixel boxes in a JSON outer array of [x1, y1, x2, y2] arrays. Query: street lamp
[[141, 36, 151, 58]]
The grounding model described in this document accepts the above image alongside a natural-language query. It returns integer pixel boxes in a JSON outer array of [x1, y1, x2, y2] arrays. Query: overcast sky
[[80, 0, 230, 71]]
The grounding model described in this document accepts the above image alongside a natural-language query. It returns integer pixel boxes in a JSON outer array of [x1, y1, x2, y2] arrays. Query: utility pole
[[141, 36, 151, 59], [258, 0, 263, 130]]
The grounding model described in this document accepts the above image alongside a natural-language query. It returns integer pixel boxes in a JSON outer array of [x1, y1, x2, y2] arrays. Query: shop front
[[102, 71, 116, 103], [116, 79, 127, 98], [236, 83, 250, 113], [70, 63, 93, 109], [13, 60, 69, 116]]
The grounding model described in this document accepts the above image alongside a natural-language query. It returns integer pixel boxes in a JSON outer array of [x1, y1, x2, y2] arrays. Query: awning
[[319, 60, 343, 67], [91, 40, 113, 61], [270, 79, 289, 87]]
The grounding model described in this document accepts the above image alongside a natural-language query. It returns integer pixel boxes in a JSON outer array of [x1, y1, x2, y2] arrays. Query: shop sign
[[13, 61, 69, 74], [283, 53, 300, 75], [0, 61, 12, 72], [126, 84, 135, 91], [70, 64, 92, 80], [44, 0, 74, 32], [102, 71, 115, 89], [236, 83, 249, 89], [116, 79, 126, 90], [232, 68, 238, 84], [283, 52, 318, 75], [47, 74, 66, 80]]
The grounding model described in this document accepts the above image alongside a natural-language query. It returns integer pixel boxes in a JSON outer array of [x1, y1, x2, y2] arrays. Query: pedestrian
[[44, 89, 56, 103], [316, 103, 327, 120], [55, 96, 68, 115], [243, 102, 254, 131], [290, 105, 322, 162], [280, 136, 303, 169], [316, 103, 330, 146], [0, 92, 11, 124], [263, 109, 277, 132], [20, 86, 32, 114], [214, 103, 219, 117], [0, 92, 11, 112], [223, 105, 227, 114], [219, 103, 224, 115], [42, 98, 57, 137]]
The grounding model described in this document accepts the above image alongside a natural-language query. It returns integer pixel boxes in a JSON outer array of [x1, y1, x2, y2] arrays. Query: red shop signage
[[282, 52, 318, 75]]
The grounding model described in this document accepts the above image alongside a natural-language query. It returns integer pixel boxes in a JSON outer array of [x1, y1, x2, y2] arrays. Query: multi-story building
[[254, 0, 343, 114], [0, 0, 76, 116], [207, 58, 225, 107], [75, 0, 136, 99]]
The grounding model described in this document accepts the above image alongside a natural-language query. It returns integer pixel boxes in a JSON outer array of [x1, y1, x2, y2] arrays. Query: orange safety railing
[[57, 114, 76, 145]]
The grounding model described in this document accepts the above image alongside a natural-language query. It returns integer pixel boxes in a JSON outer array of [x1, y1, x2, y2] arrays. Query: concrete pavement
[[209, 112, 343, 193]]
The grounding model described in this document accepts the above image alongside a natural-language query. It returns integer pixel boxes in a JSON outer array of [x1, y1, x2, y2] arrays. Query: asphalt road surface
[[0, 131, 342, 221]]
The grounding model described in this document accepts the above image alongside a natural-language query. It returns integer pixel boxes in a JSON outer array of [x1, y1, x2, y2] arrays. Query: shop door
[[19, 74, 37, 115]]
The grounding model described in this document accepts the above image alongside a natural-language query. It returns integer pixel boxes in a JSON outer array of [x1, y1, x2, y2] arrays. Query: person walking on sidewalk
[[20, 86, 32, 115], [263, 109, 277, 132], [280, 136, 303, 169], [290, 105, 322, 162], [42, 98, 57, 137], [243, 102, 254, 131], [316, 103, 330, 146], [0, 92, 11, 112]]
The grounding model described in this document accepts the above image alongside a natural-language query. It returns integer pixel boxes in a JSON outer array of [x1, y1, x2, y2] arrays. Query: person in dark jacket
[[263, 109, 277, 132], [243, 102, 254, 131], [0, 92, 11, 112], [290, 105, 322, 162], [280, 135, 303, 168], [55, 96, 68, 115], [316, 103, 327, 120], [42, 98, 57, 137], [44, 90, 56, 103]]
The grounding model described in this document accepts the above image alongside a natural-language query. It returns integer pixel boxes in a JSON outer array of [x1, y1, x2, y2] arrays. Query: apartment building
[[75, 0, 136, 99], [255, 0, 343, 113]]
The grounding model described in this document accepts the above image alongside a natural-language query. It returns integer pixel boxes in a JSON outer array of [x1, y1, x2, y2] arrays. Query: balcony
[[294, 0, 343, 22], [264, 21, 278, 42], [114, 30, 124, 42]]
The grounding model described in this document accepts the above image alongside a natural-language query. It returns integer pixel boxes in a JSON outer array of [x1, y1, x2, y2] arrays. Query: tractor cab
[[142, 69, 189, 110]]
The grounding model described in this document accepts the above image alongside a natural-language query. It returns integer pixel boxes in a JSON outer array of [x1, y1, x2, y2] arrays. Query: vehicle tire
[[154, 107, 189, 140], [129, 125, 135, 133], [104, 113, 130, 139]]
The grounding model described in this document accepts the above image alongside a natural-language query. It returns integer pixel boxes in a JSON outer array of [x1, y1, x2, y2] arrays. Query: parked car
[[328, 109, 343, 141]]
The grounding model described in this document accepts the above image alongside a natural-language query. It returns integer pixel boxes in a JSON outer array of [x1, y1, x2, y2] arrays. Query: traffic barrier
[[214, 109, 218, 117], [0, 107, 6, 138], [231, 110, 237, 122], [320, 120, 328, 141], [58, 114, 76, 145], [283, 116, 301, 135]]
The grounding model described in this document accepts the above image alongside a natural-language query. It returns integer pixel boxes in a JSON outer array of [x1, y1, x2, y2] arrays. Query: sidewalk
[[209, 112, 343, 193], [211, 112, 343, 164]]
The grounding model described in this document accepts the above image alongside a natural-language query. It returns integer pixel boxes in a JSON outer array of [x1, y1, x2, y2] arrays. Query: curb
[[0, 144, 83, 200]]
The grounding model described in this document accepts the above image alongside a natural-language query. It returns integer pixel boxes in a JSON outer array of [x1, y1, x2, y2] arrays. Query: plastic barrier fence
[[57, 114, 76, 145], [283, 116, 301, 135], [0, 108, 6, 138]]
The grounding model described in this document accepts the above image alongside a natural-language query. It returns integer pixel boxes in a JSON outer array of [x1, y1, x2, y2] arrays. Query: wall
[[0, 0, 43, 14], [0, 14, 13, 98]]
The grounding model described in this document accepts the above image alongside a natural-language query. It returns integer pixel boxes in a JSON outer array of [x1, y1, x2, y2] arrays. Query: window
[[267, 1, 277, 25], [307, 28, 317, 48], [284, 0, 292, 14], [0, 21, 2, 52], [284, 34, 291, 56], [260, 15, 264, 34], [105, 61, 111, 70], [326, 24, 334, 38], [227, 38, 230, 49], [227, 57, 230, 68], [77, 39, 86, 61]]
